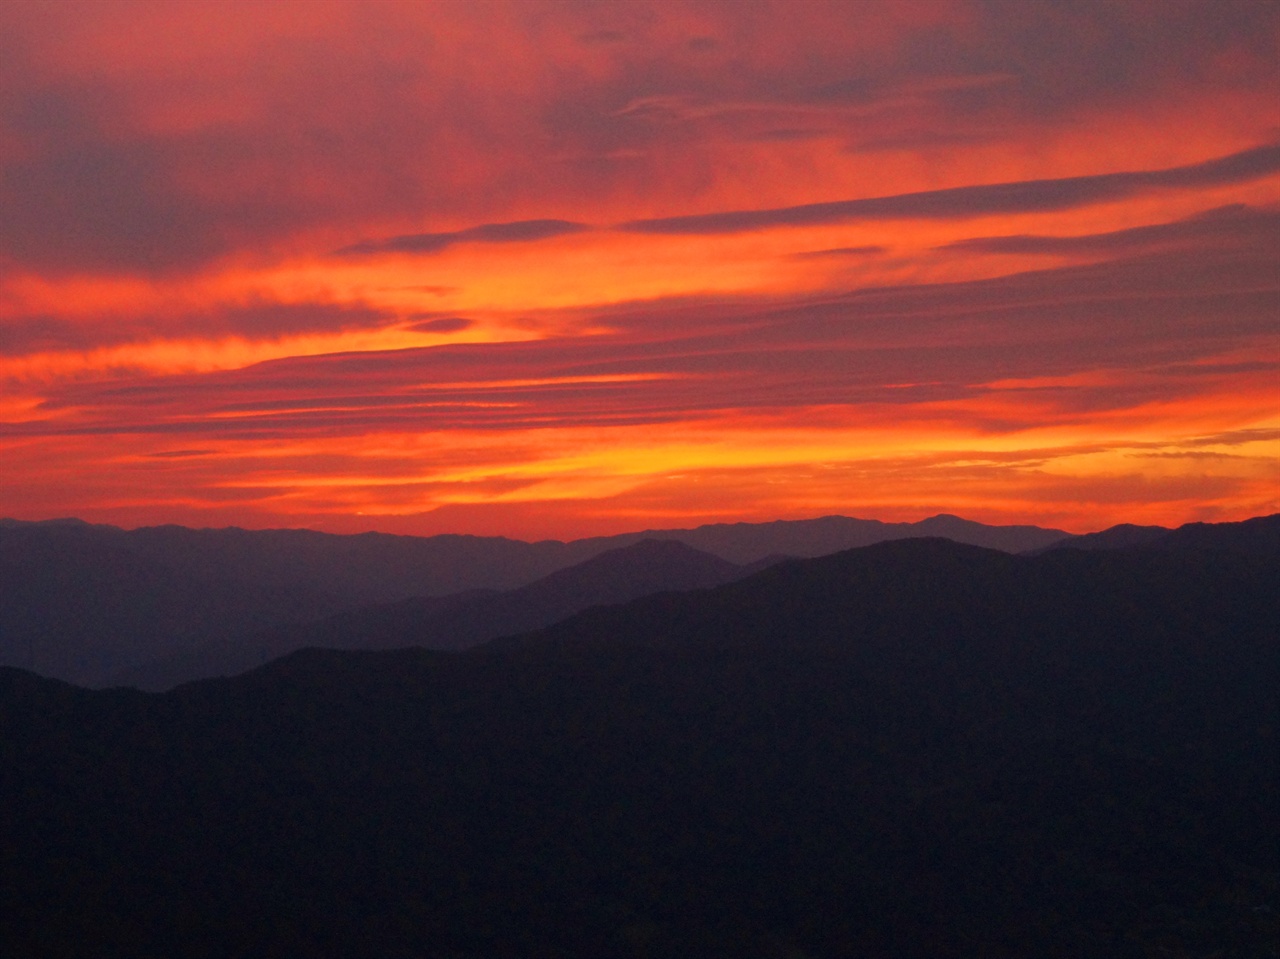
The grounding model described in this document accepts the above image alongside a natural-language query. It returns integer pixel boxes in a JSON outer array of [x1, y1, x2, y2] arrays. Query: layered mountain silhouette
[[1, 515, 1276, 956], [118, 539, 778, 690], [566, 512, 1070, 563], [0, 513, 1069, 687], [1038, 513, 1280, 557], [1030, 522, 1173, 552]]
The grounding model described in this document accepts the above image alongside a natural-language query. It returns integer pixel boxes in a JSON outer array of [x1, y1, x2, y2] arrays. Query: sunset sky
[[1, 0, 1277, 540]]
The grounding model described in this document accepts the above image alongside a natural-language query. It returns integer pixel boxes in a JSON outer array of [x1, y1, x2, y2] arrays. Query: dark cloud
[[394, 285, 459, 296], [746, 128, 830, 142], [540, 2, 1280, 164], [943, 0, 1280, 113], [620, 142, 1280, 235], [938, 203, 1280, 256], [721, 1, 1280, 139], [0, 316, 83, 355], [579, 30, 626, 45], [792, 245, 886, 259], [0, 86, 237, 273], [0, 8, 540, 275], [0, 301, 393, 356], [407, 317, 475, 334], [849, 130, 998, 153], [1, 2, 1277, 276], [809, 75, 879, 105], [326, 149, 1280, 260], [336, 220, 590, 257]]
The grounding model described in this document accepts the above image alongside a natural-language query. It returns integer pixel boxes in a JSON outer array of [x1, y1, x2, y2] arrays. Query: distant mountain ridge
[[2, 522, 1276, 956], [0, 512, 1071, 687], [117, 539, 769, 690], [6, 512, 1274, 690], [1038, 513, 1280, 556], [1029, 522, 1172, 552], [566, 512, 1070, 563]]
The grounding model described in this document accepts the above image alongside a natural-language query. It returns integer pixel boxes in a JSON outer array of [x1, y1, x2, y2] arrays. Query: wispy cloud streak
[[336, 220, 590, 257], [937, 204, 1280, 256], [620, 142, 1280, 235]]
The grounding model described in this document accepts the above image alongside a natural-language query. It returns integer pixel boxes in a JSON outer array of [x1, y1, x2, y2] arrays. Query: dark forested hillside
[[1, 523, 1276, 957]]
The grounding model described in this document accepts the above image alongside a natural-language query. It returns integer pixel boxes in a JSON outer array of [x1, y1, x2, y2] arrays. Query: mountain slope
[[570, 512, 1070, 563], [1033, 521, 1172, 552], [1038, 513, 1280, 555], [0, 518, 579, 685], [0, 522, 347, 685], [1151, 512, 1280, 555], [117, 539, 759, 690], [0, 513, 1069, 687], [2, 523, 1275, 956]]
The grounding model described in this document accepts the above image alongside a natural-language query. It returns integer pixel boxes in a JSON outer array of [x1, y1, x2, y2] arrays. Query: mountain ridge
[[2, 524, 1275, 956], [0, 511, 1072, 687], [115, 538, 764, 690]]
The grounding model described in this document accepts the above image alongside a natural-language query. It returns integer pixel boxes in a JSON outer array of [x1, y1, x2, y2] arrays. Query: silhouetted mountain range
[[1036, 514, 1280, 557], [118, 539, 778, 690], [1, 514, 1276, 956], [0, 513, 1069, 686], [1030, 522, 1173, 552], [566, 512, 1071, 563]]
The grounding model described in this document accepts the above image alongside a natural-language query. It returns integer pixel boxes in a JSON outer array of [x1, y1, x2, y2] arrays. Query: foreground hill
[[2, 522, 1276, 957], [0, 513, 1068, 686]]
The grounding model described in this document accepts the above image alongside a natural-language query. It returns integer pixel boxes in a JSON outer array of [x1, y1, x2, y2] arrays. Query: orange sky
[[1, 0, 1277, 540]]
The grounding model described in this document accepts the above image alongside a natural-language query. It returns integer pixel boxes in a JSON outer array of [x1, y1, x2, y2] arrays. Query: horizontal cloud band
[[619, 142, 1280, 235], [332, 143, 1280, 259], [336, 219, 590, 257]]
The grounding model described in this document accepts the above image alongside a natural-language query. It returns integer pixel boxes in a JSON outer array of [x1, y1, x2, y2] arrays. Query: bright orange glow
[[1, 1, 1278, 540]]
